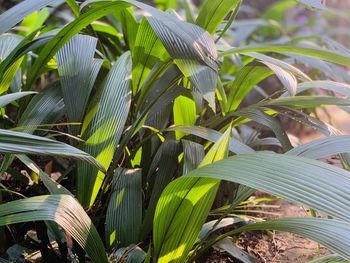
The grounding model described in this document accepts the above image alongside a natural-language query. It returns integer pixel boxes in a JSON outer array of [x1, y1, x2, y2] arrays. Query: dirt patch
[[234, 199, 330, 263]]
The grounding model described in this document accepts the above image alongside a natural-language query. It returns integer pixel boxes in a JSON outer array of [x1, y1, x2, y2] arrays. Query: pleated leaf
[[245, 52, 311, 81], [140, 140, 180, 239], [221, 45, 350, 67], [17, 84, 65, 132], [0, 195, 108, 263], [262, 61, 297, 96], [196, 0, 241, 35], [260, 96, 350, 108], [291, 81, 350, 97], [182, 139, 205, 175], [57, 34, 103, 135], [0, 92, 36, 108], [308, 254, 346, 263], [0, 129, 104, 171], [132, 18, 165, 94], [0, 85, 65, 173], [183, 152, 350, 222], [234, 108, 292, 151], [105, 169, 142, 249], [0, 34, 24, 94], [25, 1, 132, 90], [155, 152, 350, 261], [77, 52, 132, 208], [153, 128, 231, 262], [287, 135, 350, 159], [226, 63, 273, 112], [168, 125, 255, 154], [135, 0, 219, 110], [0, 0, 65, 34], [84, 0, 219, 109]]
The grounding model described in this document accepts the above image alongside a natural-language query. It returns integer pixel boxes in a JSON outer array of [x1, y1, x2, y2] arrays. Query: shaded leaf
[[77, 52, 132, 207], [106, 169, 142, 249], [0, 92, 36, 108], [0, 195, 108, 263], [0, 0, 65, 34], [57, 34, 102, 135], [0, 129, 104, 171]]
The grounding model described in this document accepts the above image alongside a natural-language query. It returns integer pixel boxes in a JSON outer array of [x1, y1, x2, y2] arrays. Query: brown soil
[[236, 199, 330, 263]]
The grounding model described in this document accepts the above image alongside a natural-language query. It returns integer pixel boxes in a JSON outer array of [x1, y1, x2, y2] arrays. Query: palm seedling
[[1, 0, 350, 262]]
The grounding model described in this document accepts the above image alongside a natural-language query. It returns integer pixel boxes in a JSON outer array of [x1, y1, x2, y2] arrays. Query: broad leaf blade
[[221, 45, 350, 67], [196, 0, 241, 35], [0, 0, 65, 34], [0, 92, 36, 108], [105, 169, 142, 249], [173, 96, 197, 140], [153, 128, 231, 262], [185, 152, 350, 222], [167, 126, 255, 154], [57, 34, 102, 135], [0, 129, 104, 171], [226, 63, 273, 112], [132, 18, 165, 94], [77, 52, 132, 207], [287, 135, 350, 158], [0, 195, 108, 263]]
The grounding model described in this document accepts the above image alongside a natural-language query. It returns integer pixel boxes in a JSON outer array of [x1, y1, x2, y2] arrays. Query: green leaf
[[244, 52, 311, 81], [0, 92, 36, 108], [25, 1, 132, 90], [115, 8, 138, 51], [233, 108, 292, 151], [260, 96, 350, 108], [291, 81, 350, 97], [173, 96, 197, 140], [0, 0, 65, 34], [0, 129, 104, 171], [0, 29, 46, 82], [196, 0, 241, 35], [261, 61, 297, 96], [132, 0, 218, 110], [16, 84, 65, 133], [0, 84, 65, 173], [286, 135, 350, 159], [57, 34, 103, 135], [220, 45, 350, 67], [0, 34, 24, 94], [182, 139, 205, 175], [20, 8, 50, 35], [105, 169, 142, 249], [185, 152, 350, 223], [77, 52, 132, 207], [140, 140, 180, 240], [65, 0, 80, 17], [167, 125, 255, 154], [155, 152, 350, 260], [308, 254, 347, 263], [0, 195, 108, 263], [213, 238, 256, 263], [226, 63, 273, 112], [153, 127, 231, 262], [132, 18, 165, 95]]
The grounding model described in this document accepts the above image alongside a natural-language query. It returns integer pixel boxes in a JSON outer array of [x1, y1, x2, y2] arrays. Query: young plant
[[0, 0, 350, 262]]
